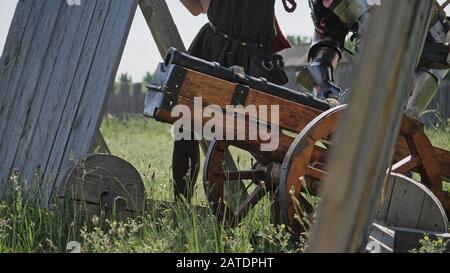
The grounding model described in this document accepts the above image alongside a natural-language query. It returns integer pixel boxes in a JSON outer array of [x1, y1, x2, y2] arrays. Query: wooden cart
[[144, 48, 450, 238]]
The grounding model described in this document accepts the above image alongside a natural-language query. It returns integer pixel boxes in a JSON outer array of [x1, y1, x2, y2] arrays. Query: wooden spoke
[[279, 105, 346, 237], [404, 132, 440, 189], [203, 140, 278, 227], [234, 185, 266, 222], [305, 166, 327, 181]]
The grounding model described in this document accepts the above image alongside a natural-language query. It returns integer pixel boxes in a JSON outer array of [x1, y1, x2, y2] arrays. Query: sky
[[1, 1, 449, 82], [0, 0, 314, 82]]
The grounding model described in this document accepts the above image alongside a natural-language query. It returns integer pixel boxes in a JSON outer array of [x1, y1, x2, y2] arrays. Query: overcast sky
[[1, 1, 449, 82]]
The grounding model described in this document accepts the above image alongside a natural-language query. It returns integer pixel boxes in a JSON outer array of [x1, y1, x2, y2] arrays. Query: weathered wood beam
[[307, 0, 434, 253], [139, 0, 186, 55], [93, 133, 110, 154], [95, 0, 184, 157], [92, 130, 111, 154]]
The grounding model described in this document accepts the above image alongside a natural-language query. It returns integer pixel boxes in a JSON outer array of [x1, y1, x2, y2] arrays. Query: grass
[[0, 116, 301, 253], [426, 126, 450, 192], [0, 116, 448, 253], [426, 126, 450, 151]]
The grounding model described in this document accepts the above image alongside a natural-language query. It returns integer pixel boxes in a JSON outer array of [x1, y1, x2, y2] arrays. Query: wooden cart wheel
[[279, 105, 346, 236], [60, 154, 146, 220], [203, 140, 280, 227]]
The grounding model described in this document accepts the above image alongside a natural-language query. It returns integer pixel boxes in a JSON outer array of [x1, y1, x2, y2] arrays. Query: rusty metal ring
[[283, 0, 297, 13]]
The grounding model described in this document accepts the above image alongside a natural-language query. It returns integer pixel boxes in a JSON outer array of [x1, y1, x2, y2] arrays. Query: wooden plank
[[92, 130, 111, 154], [0, 0, 49, 149], [2, 0, 110, 204], [48, 0, 137, 204], [366, 222, 395, 253], [404, 132, 441, 191], [392, 155, 421, 174], [376, 173, 448, 233], [154, 99, 294, 163], [435, 147, 450, 180], [0, 0, 64, 199], [41, 0, 137, 205], [180, 70, 322, 132], [138, 0, 187, 56], [0, 0, 35, 108], [0, 1, 59, 146], [377, 174, 396, 222], [1, 2, 112, 199], [9, 2, 91, 200], [307, 0, 434, 253], [395, 138, 450, 181]]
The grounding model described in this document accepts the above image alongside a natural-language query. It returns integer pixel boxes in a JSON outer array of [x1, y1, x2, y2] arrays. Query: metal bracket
[[144, 64, 187, 117], [231, 84, 249, 106], [161, 65, 187, 111]]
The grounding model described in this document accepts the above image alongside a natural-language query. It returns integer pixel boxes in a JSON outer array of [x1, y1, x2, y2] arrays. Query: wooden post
[[139, 0, 187, 55], [118, 81, 130, 118], [307, 0, 433, 253], [91, 130, 111, 154], [132, 83, 143, 114]]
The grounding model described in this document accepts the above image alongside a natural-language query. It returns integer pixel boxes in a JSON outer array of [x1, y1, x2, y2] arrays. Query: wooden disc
[[377, 173, 448, 233], [61, 154, 146, 215]]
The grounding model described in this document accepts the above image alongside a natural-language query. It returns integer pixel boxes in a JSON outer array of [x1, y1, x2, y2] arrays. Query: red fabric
[[272, 18, 292, 53]]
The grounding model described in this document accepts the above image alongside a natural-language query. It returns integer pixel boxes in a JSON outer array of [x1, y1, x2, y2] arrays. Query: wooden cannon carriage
[[144, 48, 450, 238]]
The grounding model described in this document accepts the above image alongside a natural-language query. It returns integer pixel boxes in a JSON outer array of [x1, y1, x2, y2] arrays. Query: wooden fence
[[106, 82, 146, 117]]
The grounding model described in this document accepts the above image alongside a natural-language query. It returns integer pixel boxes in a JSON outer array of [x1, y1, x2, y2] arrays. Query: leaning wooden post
[[307, 0, 433, 253], [139, 0, 187, 55]]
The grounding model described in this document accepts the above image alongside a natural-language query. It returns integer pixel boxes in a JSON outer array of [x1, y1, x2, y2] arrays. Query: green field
[[0, 116, 448, 253]]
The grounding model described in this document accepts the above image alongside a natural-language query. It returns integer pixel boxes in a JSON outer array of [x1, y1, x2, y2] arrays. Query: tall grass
[[0, 116, 448, 253], [0, 173, 80, 252]]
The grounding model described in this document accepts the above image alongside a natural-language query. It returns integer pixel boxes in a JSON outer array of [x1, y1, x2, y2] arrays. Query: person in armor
[[299, 0, 450, 118], [176, 0, 291, 202]]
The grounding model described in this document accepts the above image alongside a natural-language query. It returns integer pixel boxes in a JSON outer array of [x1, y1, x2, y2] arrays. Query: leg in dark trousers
[[172, 139, 200, 203]]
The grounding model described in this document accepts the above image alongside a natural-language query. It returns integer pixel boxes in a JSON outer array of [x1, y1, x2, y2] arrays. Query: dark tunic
[[172, 0, 278, 201], [188, 0, 277, 73]]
